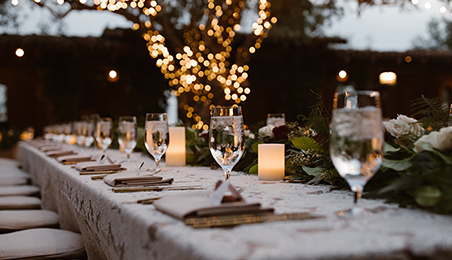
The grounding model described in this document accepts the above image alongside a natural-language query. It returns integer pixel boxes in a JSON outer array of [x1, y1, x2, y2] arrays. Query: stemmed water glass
[[96, 117, 113, 154], [83, 121, 95, 148], [74, 121, 85, 147], [330, 90, 384, 216], [266, 113, 286, 127], [118, 116, 138, 162], [209, 106, 245, 181], [145, 113, 169, 170]]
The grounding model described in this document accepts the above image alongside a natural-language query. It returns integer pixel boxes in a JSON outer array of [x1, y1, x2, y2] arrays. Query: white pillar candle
[[166, 127, 186, 167], [258, 144, 285, 181]]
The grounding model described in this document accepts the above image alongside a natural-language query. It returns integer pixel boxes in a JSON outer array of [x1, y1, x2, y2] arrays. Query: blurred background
[[1, 0, 452, 147]]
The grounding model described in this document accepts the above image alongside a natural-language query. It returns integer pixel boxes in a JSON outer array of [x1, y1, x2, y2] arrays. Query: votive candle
[[258, 144, 285, 181], [165, 127, 186, 167]]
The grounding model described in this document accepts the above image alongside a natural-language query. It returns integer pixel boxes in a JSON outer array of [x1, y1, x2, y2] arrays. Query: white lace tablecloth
[[17, 141, 452, 260]]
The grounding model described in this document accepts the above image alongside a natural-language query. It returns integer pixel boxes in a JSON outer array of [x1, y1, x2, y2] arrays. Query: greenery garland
[[183, 93, 452, 215]]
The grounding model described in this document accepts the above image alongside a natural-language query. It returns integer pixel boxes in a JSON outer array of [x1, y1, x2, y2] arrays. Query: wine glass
[[144, 113, 169, 170], [83, 121, 95, 148], [118, 116, 138, 162], [74, 121, 85, 147], [330, 90, 384, 216], [209, 106, 245, 181], [91, 114, 100, 150], [266, 113, 286, 127], [96, 117, 113, 154]]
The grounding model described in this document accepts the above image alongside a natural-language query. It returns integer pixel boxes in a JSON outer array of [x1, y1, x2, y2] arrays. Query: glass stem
[[155, 159, 160, 171], [354, 190, 362, 204], [224, 169, 231, 181]]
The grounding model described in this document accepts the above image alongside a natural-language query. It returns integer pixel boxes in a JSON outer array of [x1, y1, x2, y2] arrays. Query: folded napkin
[[45, 150, 76, 158], [103, 173, 174, 187], [39, 146, 61, 152], [57, 154, 94, 163], [154, 191, 273, 220], [75, 161, 122, 172]]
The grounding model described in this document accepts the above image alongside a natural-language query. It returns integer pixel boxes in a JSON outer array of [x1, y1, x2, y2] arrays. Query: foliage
[[374, 143, 452, 214], [372, 97, 452, 214], [269, 0, 343, 37], [185, 128, 215, 167], [411, 95, 450, 131], [0, 0, 19, 31], [412, 18, 452, 50]]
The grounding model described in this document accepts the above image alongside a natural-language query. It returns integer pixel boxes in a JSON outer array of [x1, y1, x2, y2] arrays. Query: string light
[[135, 0, 276, 129], [12, 0, 276, 129]]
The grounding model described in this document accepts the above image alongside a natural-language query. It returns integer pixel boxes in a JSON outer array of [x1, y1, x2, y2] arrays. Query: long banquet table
[[17, 141, 452, 259]]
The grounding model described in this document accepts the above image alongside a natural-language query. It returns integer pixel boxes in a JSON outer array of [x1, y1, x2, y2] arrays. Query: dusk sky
[[2, 0, 449, 51]]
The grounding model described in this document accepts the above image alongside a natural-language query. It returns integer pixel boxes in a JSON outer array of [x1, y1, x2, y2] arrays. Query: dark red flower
[[200, 132, 209, 142], [313, 133, 328, 144], [272, 125, 290, 140]]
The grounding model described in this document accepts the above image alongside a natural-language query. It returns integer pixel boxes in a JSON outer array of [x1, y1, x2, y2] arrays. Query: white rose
[[437, 126, 452, 151], [396, 115, 418, 124], [414, 126, 452, 152], [244, 130, 255, 139], [408, 124, 425, 139], [414, 132, 440, 152], [258, 125, 275, 138], [383, 119, 409, 138]]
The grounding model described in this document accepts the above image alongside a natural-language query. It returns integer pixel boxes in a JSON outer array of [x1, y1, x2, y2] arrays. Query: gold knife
[[185, 212, 324, 228], [112, 185, 206, 193]]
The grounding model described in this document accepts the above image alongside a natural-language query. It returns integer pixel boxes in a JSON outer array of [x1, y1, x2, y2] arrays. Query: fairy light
[[135, 0, 275, 129]]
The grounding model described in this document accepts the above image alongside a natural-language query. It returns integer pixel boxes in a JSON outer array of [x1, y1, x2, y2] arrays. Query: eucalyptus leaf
[[378, 175, 423, 194], [382, 157, 412, 171], [410, 151, 445, 174], [425, 167, 452, 185], [430, 149, 452, 165], [384, 143, 400, 153], [413, 186, 441, 207], [302, 166, 323, 177], [291, 137, 319, 150], [251, 143, 260, 153], [249, 164, 258, 175]]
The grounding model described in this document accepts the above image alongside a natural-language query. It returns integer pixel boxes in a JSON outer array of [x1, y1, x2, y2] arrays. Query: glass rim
[[333, 90, 381, 109], [119, 116, 137, 121], [210, 105, 242, 116], [145, 113, 168, 121]]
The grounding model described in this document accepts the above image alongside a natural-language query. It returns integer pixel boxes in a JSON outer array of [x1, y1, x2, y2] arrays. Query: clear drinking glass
[[266, 113, 286, 127], [118, 116, 138, 162], [74, 121, 85, 146], [91, 113, 100, 150], [145, 113, 169, 170], [96, 117, 113, 154], [64, 123, 73, 144], [83, 121, 95, 148], [209, 106, 245, 181], [330, 90, 384, 216]]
